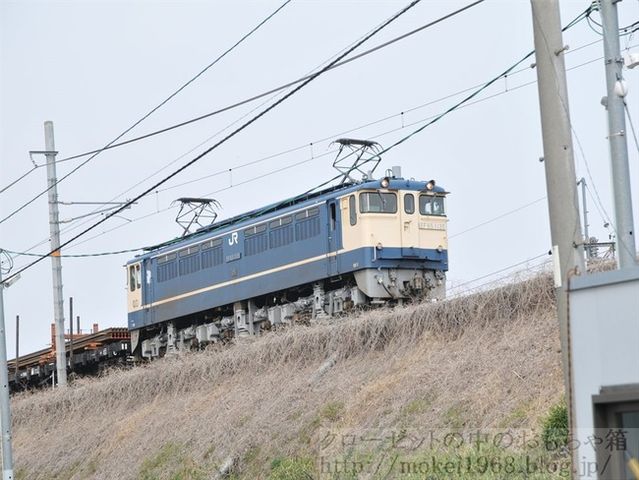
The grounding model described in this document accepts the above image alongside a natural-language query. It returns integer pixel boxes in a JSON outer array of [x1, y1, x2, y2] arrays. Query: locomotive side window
[[349, 195, 357, 225], [330, 203, 337, 230], [245, 223, 268, 256], [178, 245, 201, 275], [201, 238, 223, 269], [419, 195, 445, 216], [129, 266, 136, 292], [269, 215, 294, 249], [157, 253, 178, 283], [404, 193, 415, 214], [201, 238, 222, 250], [269, 215, 292, 229], [135, 264, 141, 289], [295, 207, 321, 240], [359, 192, 397, 214], [244, 223, 267, 237]]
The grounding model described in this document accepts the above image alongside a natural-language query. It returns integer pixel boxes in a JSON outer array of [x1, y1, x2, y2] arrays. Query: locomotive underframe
[[135, 267, 445, 360]]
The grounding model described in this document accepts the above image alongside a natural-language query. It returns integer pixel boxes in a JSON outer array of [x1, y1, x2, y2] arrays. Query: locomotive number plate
[[419, 222, 446, 230]]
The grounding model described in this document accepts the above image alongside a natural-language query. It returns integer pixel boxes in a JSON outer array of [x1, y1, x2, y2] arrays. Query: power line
[[353, 5, 594, 161], [447, 252, 551, 296], [0, 0, 430, 286], [0, 0, 293, 225], [368, 5, 593, 160], [2, 247, 143, 259], [19, 9, 406, 248], [14, 22, 605, 248], [6, 0, 488, 262], [625, 101, 639, 155], [13, 46, 609, 265], [449, 197, 547, 239], [0, 166, 40, 195], [9, 13, 607, 263], [51, 1, 487, 167], [10, 38, 608, 263], [157, 45, 610, 194]]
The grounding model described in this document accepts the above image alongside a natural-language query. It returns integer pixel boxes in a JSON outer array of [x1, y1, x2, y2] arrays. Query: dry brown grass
[[11, 272, 562, 479]]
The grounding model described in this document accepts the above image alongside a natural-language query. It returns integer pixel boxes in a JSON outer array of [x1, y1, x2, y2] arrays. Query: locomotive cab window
[[359, 192, 397, 214], [419, 195, 445, 216], [404, 193, 415, 214]]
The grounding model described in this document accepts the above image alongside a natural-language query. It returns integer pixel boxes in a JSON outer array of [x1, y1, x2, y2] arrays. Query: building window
[[593, 385, 639, 480]]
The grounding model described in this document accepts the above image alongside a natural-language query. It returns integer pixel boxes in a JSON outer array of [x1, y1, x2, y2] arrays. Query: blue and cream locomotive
[[126, 168, 448, 358]]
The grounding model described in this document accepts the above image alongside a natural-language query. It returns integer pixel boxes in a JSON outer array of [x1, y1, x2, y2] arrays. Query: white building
[[570, 267, 639, 479]]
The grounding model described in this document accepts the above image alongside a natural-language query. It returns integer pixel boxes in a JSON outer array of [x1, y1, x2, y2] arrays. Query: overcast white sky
[[1, 0, 638, 357]]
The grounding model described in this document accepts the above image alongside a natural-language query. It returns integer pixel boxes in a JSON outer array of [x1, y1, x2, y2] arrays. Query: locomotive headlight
[[376, 242, 383, 250], [436, 245, 443, 253], [426, 179, 436, 191], [380, 177, 390, 189]]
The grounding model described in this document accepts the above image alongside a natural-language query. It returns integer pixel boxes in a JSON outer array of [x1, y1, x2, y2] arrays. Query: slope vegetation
[[11, 273, 563, 479]]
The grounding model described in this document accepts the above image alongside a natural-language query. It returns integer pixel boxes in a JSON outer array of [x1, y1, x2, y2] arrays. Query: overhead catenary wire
[[0, 0, 433, 286], [2, 247, 144, 259], [51, 0, 486, 167], [0, 0, 293, 224], [10, 31, 612, 264], [12, 20, 609, 253], [350, 6, 595, 162], [40, 5, 413, 236], [0, 166, 41, 195], [7, 4, 603, 264], [447, 251, 551, 296], [449, 197, 547, 239], [6, 0, 490, 263], [625, 102, 639, 155]]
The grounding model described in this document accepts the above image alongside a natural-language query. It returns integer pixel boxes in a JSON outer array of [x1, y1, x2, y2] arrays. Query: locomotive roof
[[131, 177, 446, 260]]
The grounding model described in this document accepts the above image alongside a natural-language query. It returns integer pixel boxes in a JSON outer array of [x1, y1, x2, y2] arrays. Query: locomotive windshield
[[419, 195, 445, 216], [359, 192, 397, 213]]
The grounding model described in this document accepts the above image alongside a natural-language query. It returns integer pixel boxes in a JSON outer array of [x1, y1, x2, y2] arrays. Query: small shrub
[[321, 401, 345, 422], [541, 400, 568, 449], [268, 457, 315, 480]]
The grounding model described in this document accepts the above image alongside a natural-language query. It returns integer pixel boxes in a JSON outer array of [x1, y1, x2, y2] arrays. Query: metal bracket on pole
[[28, 150, 57, 168]]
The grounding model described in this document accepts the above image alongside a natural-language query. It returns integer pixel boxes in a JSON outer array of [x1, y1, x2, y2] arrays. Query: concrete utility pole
[[44, 121, 67, 387], [530, 0, 586, 416], [600, 0, 637, 269], [0, 268, 15, 480]]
